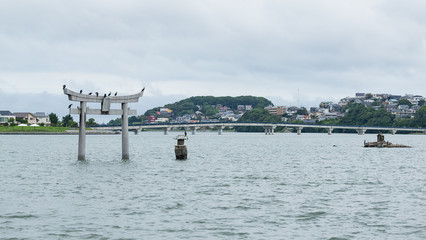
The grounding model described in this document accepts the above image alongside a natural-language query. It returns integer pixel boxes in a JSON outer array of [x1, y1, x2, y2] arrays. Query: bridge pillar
[[392, 129, 397, 135], [357, 128, 366, 135], [217, 126, 223, 135], [264, 126, 275, 135], [264, 127, 270, 135], [78, 101, 87, 160], [328, 127, 333, 135], [297, 127, 303, 135], [191, 127, 197, 135], [133, 127, 141, 135], [164, 127, 170, 135]]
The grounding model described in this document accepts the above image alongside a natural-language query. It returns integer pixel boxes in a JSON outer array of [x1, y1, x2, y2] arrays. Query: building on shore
[[265, 106, 286, 116], [13, 112, 37, 125], [34, 112, 51, 126], [0, 111, 15, 124]]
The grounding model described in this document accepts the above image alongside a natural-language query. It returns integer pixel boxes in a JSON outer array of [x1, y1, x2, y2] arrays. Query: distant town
[[145, 93, 425, 125], [0, 92, 424, 127]]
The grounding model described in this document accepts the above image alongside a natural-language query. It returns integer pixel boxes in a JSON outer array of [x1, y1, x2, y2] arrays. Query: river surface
[[0, 132, 425, 239]]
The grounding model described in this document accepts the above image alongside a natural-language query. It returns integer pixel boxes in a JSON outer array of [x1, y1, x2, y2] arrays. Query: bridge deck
[[92, 122, 426, 133]]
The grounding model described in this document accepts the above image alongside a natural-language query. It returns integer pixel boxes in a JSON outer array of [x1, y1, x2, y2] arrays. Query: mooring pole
[[78, 101, 87, 160], [122, 102, 129, 160]]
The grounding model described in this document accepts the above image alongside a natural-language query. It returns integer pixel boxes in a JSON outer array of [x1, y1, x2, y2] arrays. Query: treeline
[[332, 104, 426, 128], [47, 113, 99, 127]]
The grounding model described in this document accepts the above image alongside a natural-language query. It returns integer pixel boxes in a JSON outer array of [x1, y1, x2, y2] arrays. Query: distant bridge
[[92, 122, 426, 135]]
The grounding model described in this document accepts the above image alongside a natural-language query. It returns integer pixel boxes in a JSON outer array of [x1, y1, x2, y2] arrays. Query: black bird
[[68, 104, 72, 109], [114, 92, 117, 96], [141, 87, 145, 92], [63, 84, 66, 89], [80, 90, 83, 94], [108, 92, 111, 96], [88, 92, 92, 95], [95, 92, 99, 97], [104, 94, 107, 98]]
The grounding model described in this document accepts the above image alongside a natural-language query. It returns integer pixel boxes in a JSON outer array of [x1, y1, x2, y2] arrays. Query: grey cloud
[[0, 0, 424, 112]]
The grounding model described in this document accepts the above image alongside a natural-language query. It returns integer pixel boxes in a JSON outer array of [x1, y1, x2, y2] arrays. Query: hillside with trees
[[103, 93, 425, 133], [106, 95, 274, 125], [329, 103, 426, 128], [144, 96, 273, 117]]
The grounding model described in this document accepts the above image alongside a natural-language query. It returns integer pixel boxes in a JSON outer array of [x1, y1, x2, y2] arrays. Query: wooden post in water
[[174, 135, 188, 160]]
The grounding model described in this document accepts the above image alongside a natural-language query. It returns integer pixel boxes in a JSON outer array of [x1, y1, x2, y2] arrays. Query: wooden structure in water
[[364, 133, 411, 148], [174, 135, 188, 160]]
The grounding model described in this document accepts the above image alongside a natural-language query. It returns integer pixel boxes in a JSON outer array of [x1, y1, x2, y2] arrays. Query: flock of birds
[[64, 84, 145, 109]]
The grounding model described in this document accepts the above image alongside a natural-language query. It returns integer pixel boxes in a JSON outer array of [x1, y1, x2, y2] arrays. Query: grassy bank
[[0, 126, 71, 133]]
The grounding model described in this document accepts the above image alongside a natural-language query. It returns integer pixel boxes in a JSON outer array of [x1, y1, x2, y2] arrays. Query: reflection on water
[[0, 132, 425, 239]]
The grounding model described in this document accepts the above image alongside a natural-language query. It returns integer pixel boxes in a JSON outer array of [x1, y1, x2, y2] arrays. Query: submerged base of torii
[[64, 87, 143, 160]]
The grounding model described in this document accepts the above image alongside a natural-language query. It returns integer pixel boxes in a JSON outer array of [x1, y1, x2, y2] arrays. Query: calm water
[[0, 132, 425, 239]]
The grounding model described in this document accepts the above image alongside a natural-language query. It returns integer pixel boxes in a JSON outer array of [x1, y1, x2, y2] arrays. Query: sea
[[0, 132, 425, 239]]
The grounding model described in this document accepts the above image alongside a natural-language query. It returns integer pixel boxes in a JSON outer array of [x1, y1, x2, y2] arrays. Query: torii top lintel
[[63, 88, 144, 103]]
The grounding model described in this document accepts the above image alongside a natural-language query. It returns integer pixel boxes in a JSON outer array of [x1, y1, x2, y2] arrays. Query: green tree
[[62, 114, 74, 127], [393, 118, 413, 128], [49, 113, 59, 126], [296, 107, 308, 115], [397, 99, 413, 107], [371, 100, 380, 106], [366, 108, 394, 126], [340, 104, 395, 127], [205, 107, 218, 116], [418, 99, 425, 106], [7, 118, 16, 127], [412, 106, 426, 128], [87, 118, 98, 127], [108, 118, 122, 126]]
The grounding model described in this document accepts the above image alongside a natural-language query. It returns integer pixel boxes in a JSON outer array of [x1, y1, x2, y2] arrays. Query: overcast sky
[[1, 0, 425, 123]]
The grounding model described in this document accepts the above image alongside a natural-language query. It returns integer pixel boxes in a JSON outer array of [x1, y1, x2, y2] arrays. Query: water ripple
[[1, 133, 425, 239]]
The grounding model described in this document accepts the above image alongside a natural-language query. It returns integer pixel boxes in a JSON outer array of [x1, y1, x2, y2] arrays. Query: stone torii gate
[[63, 87, 144, 160]]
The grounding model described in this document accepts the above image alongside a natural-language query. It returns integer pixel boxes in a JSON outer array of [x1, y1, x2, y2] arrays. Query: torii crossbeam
[[63, 87, 144, 160]]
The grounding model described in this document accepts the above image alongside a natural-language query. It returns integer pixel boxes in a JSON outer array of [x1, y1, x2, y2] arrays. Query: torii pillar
[[122, 102, 129, 159], [78, 101, 87, 160], [64, 87, 144, 160]]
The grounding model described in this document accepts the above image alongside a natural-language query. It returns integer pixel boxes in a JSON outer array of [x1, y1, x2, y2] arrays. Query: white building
[[0, 111, 15, 124], [34, 112, 51, 126]]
